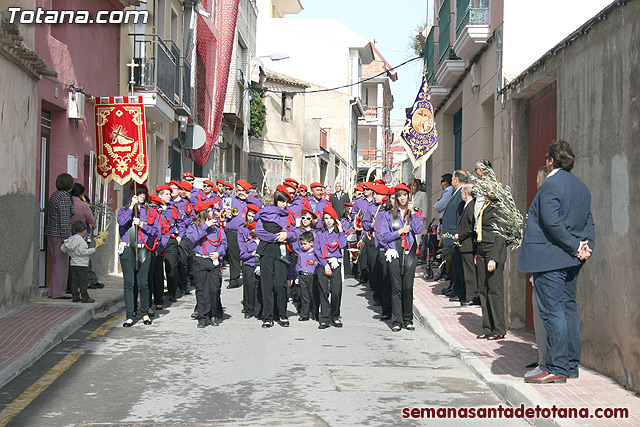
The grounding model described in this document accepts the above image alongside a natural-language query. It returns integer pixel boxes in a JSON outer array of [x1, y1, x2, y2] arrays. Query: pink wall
[[35, 0, 122, 200]]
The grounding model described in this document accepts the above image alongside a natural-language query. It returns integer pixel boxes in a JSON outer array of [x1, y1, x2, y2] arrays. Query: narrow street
[[0, 271, 525, 426]]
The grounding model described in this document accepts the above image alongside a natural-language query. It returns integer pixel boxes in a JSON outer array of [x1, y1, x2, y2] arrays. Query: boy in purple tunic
[[239, 205, 261, 318], [295, 231, 319, 321], [314, 206, 347, 329]]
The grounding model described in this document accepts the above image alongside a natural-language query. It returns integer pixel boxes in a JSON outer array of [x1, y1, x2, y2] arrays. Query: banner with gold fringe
[[400, 73, 438, 166], [94, 96, 148, 185]]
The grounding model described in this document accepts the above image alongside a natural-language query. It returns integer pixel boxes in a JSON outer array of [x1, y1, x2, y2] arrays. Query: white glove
[[212, 252, 220, 266], [385, 248, 399, 262], [254, 266, 261, 276], [328, 257, 340, 269], [347, 233, 357, 243]]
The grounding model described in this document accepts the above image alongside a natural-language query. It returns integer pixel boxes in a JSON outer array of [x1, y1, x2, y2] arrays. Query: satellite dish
[[184, 123, 206, 150]]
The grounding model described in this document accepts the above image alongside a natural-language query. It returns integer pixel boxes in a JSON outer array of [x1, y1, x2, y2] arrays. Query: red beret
[[168, 180, 182, 188], [322, 206, 339, 221], [180, 180, 193, 192], [310, 182, 324, 189], [276, 184, 292, 199], [300, 207, 317, 219], [344, 202, 353, 207], [223, 182, 234, 189], [183, 172, 195, 179], [374, 179, 385, 185], [216, 178, 225, 185], [194, 201, 214, 213], [284, 178, 299, 186], [354, 184, 364, 192], [283, 181, 297, 189], [148, 194, 163, 205], [155, 184, 172, 193], [382, 196, 388, 204], [203, 180, 215, 187], [363, 182, 376, 191], [246, 203, 260, 213], [387, 187, 396, 195], [395, 184, 411, 194], [299, 184, 308, 191], [247, 221, 257, 230], [373, 184, 388, 195], [236, 179, 252, 191]]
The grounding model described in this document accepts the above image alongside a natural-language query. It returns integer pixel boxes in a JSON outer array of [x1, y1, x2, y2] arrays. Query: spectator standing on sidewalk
[[70, 183, 104, 290], [45, 173, 75, 299], [433, 174, 453, 280], [520, 140, 595, 384]]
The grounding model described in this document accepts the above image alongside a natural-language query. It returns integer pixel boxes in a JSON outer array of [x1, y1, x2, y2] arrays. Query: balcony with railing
[[453, 0, 491, 60], [435, 0, 464, 88], [357, 147, 383, 164], [425, 26, 437, 86], [130, 34, 192, 121]]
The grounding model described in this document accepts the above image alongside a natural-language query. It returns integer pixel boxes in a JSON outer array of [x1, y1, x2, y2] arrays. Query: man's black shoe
[[88, 282, 105, 289], [449, 295, 460, 302], [226, 283, 241, 289], [197, 319, 207, 328]]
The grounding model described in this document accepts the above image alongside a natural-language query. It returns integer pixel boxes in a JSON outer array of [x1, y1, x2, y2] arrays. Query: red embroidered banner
[[94, 96, 148, 185]]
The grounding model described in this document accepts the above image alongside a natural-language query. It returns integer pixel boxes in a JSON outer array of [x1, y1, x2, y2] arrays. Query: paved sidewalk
[[412, 270, 639, 427], [0, 273, 125, 389]]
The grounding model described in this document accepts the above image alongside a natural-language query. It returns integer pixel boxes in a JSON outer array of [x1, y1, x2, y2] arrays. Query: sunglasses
[[203, 184, 212, 188], [301, 216, 313, 221]]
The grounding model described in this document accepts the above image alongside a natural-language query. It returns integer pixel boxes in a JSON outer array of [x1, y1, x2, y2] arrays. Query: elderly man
[[329, 182, 350, 219], [455, 184, 477, 306], [520, 140, 595, 384], [441, 170, 468, 302]]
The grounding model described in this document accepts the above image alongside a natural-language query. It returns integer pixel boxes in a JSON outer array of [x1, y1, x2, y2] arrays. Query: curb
[[0, 292, 124, 390], [413, 298, 578, 427]]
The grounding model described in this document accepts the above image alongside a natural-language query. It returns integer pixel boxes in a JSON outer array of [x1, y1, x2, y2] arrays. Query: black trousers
[[193, 256, 222, 320], [388, 247, 418, 326], [179, 237, 194, 288], [298, 273, 318, 320], [357, 232, 369, 282], [451, 246, 466, 301], [316, 264, 342, 324], [148, 252, 166, 307], [260, 250, 288, 322], [226, 230, 241, 287], [164, 238, 180, 299], [476, 244, 506, 335], [242, 263, 261, 316], [461, 251, 478, 302], [368, 240, 382, 300], [377, 251, 392, 317]]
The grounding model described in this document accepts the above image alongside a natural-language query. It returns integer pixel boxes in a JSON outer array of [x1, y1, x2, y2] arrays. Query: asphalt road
[[0, 270, 528, 426]]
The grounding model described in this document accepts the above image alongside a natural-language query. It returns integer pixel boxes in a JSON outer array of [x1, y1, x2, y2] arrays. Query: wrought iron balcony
[[455, 6, 490, 40]]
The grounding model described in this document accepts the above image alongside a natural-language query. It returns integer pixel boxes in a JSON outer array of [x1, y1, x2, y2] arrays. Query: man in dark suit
[[455, 184, 477, 306], [441, 170, 468, 302], [329, 183, 350, 219], [519, 140, 595, 384]]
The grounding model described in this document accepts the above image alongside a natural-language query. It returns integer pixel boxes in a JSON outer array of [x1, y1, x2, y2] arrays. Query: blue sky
[[289, 0, 433, 120]]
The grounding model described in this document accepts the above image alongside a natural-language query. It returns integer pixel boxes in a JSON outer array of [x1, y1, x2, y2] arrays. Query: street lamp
[[259, 53, 289, 61]]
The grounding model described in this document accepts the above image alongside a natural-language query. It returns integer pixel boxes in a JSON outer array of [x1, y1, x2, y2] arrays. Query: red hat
[[194, 201, 214, 213], [180, 180, 193, 192], [387, 187, 396, 195], [247, 221, 257, 230], [183, 172, 195, 179], [373, 184, 388, 195], [284, 178, 299, 186], [354, 184, 364, 192], [203, 180, 215, 187], [310, 182, 324, 189], [168, 180, 182, 188], [382, 196, 388, 204], [148, 194, 163, 205], [299, 184, 308, 191], [363, 182, 376, 191], [216, 178, 225, 185], [247, 203, 260, 213], [155, 184, 172, 193], [300, 207, 317, 219], [283, 181, 297, 190], [395, 184, 411, 194], [276, 184, 292, 199], [322, 206, 339, 221], [223, 181, 234, 189], [236, 179, 252, 191], [374, 179, 385, 185], [344, 202, 353, 207]]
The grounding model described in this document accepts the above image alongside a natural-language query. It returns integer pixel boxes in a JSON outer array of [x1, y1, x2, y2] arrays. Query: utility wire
[[263, 56, 423, 95]]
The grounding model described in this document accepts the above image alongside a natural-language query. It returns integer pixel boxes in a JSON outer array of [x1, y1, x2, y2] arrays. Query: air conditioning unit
[[68, 92, 86, 119]]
